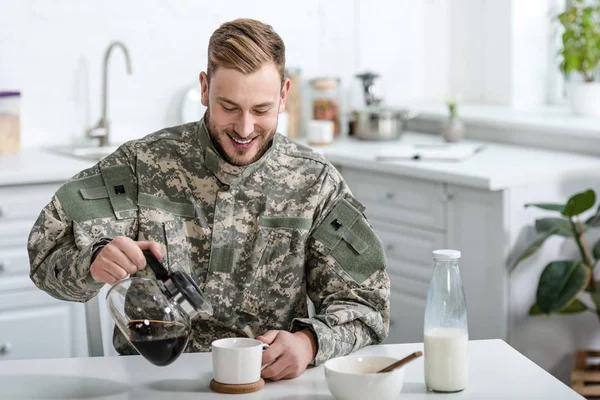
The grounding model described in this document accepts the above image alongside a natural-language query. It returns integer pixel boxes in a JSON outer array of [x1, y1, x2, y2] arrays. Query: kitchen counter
[[1, 132, 599, 190], [303, 133, 600, 191], [0, 339, 583, 399], [0, 148, 92, 186]]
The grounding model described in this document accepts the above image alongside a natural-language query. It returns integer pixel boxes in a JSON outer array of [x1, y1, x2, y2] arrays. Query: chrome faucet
[[87, 41, 133, 147]]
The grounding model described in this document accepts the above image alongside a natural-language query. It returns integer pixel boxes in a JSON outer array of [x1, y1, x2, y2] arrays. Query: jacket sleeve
[[290, 170, 391, 365], [27, 145, 139, 302]]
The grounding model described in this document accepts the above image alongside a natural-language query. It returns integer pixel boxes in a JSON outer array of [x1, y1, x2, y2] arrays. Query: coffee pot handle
[[142, 250, 170, 281]]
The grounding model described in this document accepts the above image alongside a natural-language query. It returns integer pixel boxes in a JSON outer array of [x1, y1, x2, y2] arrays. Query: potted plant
[[440, 98, 465, 143], [511, 188, 600, 396], [557, 0, 600, 117]]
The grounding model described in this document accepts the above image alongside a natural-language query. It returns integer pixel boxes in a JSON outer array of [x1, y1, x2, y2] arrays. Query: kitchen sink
[[52, 145, 119, 161]]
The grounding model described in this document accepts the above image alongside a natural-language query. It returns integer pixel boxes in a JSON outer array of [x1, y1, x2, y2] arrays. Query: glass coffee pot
[[106, 250, 213, 366]]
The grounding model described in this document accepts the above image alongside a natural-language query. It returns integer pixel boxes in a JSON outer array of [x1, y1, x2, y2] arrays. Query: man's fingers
[[105, 260, 129, 281], [91, 269, 117, 285], [261, 341, 284, 366], [257, 330, 279, 345], [267, 365, 293, 382], [101, 245, 138, 274], [137, 241, 163, 260], [261, 355, 288, 380]]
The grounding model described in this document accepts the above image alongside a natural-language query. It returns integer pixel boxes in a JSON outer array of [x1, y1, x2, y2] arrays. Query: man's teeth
[[232, 137, 253, 144]]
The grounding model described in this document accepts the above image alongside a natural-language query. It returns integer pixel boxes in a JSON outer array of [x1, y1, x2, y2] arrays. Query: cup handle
[[261, 344, 273, 370]]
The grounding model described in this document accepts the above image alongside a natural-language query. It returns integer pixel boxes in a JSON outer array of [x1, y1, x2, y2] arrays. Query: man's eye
[[222, 106, 237, 113], [254, 109, 269, 115]]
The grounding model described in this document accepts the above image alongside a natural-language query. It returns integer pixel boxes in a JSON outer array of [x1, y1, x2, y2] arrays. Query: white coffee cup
[[211, 338, 269, 385], [307, 119, 334, 145]]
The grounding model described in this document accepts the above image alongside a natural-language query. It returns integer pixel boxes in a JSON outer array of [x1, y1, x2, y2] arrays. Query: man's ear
[[278, 78, 291, 113], [199, 72, 209, 107]]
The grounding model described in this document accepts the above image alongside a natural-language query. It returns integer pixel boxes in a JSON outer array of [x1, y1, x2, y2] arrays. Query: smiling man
[[27, 19, 390, 381]]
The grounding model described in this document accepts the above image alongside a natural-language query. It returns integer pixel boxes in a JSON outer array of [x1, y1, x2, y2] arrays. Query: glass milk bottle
[[423, 249, 468, 392]]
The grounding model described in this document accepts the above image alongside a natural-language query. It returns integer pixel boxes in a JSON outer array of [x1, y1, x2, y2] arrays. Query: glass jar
[[0, 91, 21, 154], [423, 249, 468, 393], [309, 77, 341, 137]]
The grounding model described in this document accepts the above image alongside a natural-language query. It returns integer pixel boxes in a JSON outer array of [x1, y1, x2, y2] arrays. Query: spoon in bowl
[[377, 351, 423, 373]]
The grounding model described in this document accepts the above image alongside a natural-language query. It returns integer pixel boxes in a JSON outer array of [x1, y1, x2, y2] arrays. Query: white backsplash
[[0, 0, 449, 149]]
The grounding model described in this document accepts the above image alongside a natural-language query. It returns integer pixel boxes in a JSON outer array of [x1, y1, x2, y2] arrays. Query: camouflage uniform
[[27, 118, 390, 365]]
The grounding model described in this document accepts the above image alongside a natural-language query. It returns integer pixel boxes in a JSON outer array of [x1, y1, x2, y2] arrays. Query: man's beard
[[204, 107, 277, 167]]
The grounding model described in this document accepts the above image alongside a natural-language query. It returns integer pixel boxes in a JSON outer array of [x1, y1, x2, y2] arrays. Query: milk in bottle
[[423, 249, 468, 392]]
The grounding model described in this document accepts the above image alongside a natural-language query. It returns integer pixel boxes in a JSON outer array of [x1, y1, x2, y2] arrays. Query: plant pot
[[440, 117, 465, 143], [571, 349, 600, 398], [566, 82, 600, 117]]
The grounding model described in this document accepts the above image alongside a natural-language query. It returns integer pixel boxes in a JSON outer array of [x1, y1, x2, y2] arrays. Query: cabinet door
[[446, 184, 507, 341], [0, 290, 88, 360], [370, 220, 445, 344], [0, 247, 32, 292], [342, 167, 446, 231]]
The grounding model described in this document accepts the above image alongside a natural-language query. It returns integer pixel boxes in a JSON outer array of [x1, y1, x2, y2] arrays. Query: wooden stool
[[210, 378, 265, 394]]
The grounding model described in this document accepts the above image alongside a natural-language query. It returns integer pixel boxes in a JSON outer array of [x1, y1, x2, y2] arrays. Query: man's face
[[199, 63, 290, 166]]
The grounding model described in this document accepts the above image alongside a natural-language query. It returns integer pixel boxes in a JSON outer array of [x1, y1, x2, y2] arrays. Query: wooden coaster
[[210, 378, 265, 394]]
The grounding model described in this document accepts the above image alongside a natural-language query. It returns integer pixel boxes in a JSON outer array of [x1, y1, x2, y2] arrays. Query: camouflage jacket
[[27, 119, 390, 365]]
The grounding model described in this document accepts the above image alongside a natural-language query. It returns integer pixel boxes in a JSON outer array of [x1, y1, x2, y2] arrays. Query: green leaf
[[525, 203, 565, 213], [509, 228, 559, 271], [535, 218, 573, 237], [585, 205, 600, 227], [536, 260, 590, 313], [593, 238, 600, 261], [529, 303, 545, 315], [528, 300, 586, 315], [591, 286, 600, 310], [558, 299, 588, 314], [562, 189, 596, 217]]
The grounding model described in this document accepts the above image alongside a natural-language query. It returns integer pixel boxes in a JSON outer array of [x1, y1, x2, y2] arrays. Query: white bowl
[[324, 355, 405, 400]]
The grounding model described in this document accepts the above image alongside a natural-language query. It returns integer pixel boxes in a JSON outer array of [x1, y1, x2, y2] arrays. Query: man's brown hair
[[207, 18, 286, 83]]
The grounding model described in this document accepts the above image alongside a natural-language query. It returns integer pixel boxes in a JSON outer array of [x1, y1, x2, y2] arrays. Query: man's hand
[[257, 329, 317, 381], [90, 236, 162, 284]]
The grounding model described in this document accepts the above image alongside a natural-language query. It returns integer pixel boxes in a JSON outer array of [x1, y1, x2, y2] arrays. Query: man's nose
[[235, 113, 254, 138]]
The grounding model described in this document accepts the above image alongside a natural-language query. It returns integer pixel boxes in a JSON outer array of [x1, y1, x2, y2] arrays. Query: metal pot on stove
[[350, 72, 417, 141]]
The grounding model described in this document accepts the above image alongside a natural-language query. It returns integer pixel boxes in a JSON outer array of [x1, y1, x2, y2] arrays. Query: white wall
[[447, 0, 562, 107], [0, 0, 449, 149]]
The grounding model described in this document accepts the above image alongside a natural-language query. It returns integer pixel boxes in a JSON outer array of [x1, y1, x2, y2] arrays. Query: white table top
[[0, 339, 583, 399]]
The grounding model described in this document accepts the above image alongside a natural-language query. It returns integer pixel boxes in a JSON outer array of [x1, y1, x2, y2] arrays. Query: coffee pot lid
[[142, 250, 213, 318]]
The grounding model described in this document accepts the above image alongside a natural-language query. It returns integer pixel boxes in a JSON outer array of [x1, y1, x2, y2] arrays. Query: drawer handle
[[386, 244, 395, 253], [0, 261, 5, 273], [385, 192, 395, 201], [0, 342, 12, 356], [0, 206, 5, 218]]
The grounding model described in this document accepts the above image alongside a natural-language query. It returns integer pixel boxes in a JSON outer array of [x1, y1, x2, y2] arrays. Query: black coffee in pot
[[127, 320, 189, 366]]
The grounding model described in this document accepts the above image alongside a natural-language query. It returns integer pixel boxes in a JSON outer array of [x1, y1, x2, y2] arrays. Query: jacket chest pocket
[[240, 216, 311, 319], [137, 194, 211, 281]]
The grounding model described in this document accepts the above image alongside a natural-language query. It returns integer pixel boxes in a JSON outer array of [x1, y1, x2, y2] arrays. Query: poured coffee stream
[[128, 319, 190, 366]]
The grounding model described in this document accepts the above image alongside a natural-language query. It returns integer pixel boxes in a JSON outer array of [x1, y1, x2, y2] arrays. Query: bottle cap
[[432, 249, 461, 260]]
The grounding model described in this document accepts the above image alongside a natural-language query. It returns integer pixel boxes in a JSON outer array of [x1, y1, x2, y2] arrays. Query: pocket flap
[[313, 199, 362, 251], [258, 216, 312, 230], [342, 228, 368, 255], [312, 198, 385, 284], [79, 186, 109, 200], [100, 164, 138, 219]]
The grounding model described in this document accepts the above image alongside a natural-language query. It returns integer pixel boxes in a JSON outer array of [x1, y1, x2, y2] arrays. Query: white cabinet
[[341, 166, 509, 344], [372, 219, 445, 344], [0, 289, 88, 361], [0, 182, 89, 360]]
